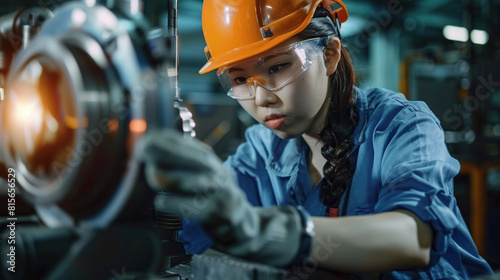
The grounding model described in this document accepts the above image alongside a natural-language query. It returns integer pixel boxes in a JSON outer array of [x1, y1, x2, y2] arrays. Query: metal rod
[[168, 0, 180, 100], [22, 24, 31, 49]]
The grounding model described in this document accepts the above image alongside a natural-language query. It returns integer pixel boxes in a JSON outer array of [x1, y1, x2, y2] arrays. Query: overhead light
[[443, 25, 468, 42], [471, 29, 489, 45], [443, 25, 489, 45]]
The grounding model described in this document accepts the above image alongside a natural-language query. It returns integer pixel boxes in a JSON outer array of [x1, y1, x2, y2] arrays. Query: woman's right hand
[[134, 129, 313, 267]]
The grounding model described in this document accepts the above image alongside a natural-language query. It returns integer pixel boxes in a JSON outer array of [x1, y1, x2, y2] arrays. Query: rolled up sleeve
[[373, 107, 461, 266]]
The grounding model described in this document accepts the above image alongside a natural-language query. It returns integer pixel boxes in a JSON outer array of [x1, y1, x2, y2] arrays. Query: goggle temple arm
[[325, 13, 342, 40]]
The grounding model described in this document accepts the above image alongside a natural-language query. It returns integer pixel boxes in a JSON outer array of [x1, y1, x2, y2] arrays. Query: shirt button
[[289, 190, 296, 197]]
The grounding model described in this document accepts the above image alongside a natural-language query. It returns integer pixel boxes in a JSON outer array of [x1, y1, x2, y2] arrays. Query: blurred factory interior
[[0, 0, 499, 273]]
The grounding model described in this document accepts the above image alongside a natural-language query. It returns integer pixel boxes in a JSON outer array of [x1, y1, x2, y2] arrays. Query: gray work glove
[[134, 129, 313, 267]]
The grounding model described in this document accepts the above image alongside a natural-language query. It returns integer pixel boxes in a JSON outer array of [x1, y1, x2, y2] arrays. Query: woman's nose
[[254, 85, 279, 107]]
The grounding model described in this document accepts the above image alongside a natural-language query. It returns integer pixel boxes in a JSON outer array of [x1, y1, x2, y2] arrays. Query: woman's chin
[[270, 128, 302, 140]]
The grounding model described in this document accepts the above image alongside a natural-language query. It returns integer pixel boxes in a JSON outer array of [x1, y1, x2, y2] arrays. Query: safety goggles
[[217, 37, 329, 100]]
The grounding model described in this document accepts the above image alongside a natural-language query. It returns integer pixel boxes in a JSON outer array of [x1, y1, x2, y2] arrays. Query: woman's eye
[[269, 63, 288, 74], [233, 77, 247, 85]]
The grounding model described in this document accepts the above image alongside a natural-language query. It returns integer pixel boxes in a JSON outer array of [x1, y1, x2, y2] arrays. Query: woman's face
[[228, 37, 341, 139]]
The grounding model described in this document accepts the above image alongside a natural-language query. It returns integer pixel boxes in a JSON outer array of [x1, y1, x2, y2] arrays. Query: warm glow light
[[65, 116, 89, 129], [129, 119, 147, 133], [17, 102, 41, 122], [65, 116, 79, 129], [108, 119, 119, 132], [443, 25, 468, 42], [13, 94, 43, 128], [5, 60, 77, 161], [471, 29, 489, 45], [9, 91, 44, 154]]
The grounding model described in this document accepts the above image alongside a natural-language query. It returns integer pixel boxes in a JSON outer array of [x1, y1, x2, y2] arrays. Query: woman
[[136, 0, 494, 278]]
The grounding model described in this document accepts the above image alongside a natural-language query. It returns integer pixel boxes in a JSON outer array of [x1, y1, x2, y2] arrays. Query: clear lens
[[217, 37, 328, 99]]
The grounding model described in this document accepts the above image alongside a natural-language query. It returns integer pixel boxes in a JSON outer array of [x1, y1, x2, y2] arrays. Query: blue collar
[[265, 136, 305, 176]]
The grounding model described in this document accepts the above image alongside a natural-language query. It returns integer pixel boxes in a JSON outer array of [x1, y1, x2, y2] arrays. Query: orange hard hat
[[199, 0, 348, 74]]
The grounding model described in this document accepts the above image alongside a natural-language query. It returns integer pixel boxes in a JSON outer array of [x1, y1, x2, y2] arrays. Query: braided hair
[[298, 5, 359, 209]]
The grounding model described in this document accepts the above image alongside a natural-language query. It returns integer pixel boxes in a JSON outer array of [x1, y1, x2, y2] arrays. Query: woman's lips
[[265, 115, 286, 129]]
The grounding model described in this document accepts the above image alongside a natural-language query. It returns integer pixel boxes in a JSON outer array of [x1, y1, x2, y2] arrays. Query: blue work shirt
[[180, 87, 494, 279]]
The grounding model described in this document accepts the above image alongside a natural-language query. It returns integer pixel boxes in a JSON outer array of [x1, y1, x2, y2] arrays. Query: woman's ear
[[324, 37, 341, 76]]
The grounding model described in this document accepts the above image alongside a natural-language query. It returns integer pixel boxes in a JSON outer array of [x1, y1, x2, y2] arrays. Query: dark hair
[[298, 5, 359, 209]]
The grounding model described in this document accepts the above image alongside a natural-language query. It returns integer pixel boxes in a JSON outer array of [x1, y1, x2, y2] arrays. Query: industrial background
[[1, 0, 499, 272]]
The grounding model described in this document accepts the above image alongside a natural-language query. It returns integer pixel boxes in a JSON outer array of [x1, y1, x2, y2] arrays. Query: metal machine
[[0, 1, 192, 279]]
